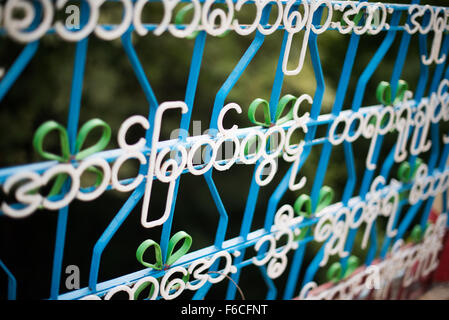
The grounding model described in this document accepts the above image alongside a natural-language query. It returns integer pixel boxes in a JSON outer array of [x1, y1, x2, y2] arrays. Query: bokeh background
[[1, 0, 449, 299]]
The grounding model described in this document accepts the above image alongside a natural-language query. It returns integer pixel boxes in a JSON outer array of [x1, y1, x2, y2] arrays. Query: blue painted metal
[[0, 0, 448, 300]]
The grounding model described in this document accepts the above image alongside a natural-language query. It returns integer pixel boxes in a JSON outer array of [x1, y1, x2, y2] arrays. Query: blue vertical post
[[49, 34, 88, 300]]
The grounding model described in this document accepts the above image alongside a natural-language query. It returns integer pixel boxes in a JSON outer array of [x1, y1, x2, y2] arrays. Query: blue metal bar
[[191, 6, 276, 301], [49, 35, 89, 300], [0, 259, 17, 300], [160, 31, 207, 265], [0, 42, 39, 103], [340, 11, 402, 269], [87, 28, 161, 290], [260, 6, 326, 297]]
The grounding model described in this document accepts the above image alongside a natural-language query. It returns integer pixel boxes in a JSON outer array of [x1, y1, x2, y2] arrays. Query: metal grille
[[1, 0, 449, 300]]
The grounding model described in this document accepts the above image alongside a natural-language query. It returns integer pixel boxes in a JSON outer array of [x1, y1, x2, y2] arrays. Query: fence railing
[[1, 0, 449, 300]]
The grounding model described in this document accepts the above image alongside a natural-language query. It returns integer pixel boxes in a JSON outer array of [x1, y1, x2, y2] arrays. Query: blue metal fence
[[1, 0, 449, 300]]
